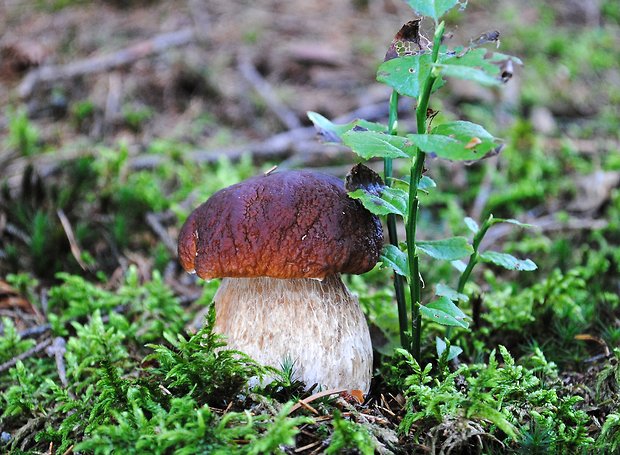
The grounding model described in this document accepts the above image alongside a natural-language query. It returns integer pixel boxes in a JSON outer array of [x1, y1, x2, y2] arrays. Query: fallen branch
[[45, 336, 68, 388], [146, 212, 177, 255], [131, 97, 415, 169], [288, 388, 347, 415], [238, 55, 302, 130], [18, 27, 195, 98], [18, 323, 51, 339]]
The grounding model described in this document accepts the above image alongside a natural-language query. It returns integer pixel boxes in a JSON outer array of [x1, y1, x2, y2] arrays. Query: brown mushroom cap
[[178, 170, 383, 279]]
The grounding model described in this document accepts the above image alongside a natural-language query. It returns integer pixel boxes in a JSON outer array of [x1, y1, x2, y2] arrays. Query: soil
[[0, 0, 529, 153]]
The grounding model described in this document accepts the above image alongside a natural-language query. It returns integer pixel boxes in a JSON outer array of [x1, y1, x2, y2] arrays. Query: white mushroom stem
[[213, 274, 373, 392]]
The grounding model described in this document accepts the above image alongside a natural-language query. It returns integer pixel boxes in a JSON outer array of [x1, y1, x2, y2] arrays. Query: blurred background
[[0, 0, 619, 335]]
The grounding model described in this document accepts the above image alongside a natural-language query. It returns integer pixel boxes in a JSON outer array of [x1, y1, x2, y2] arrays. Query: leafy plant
[[309, 0, 536, 361], [392, 345, 594, 452], [6, 106, 40, 157], [146, 305, 267, 405], [0, 318, 35, 364], [597, 412, 620, 454], [325, 410, 375, 455]]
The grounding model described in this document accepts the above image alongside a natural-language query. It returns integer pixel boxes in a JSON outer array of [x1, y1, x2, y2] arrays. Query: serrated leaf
[[464, 217, 479, 234], [420, 296, 470, 328], [436, 337, 463, 361], [307, 112, 386, 143], [416, 237, 473, 261], [436, 283, 469, 302], [348, 187, 408, 217], [377, 54, 433, 98], [406, 0, 460, 22], [342, 130, 415, 160], [480, 251, 537, 271], [381, 244, 409, 277], [408, 121, 499, 161]]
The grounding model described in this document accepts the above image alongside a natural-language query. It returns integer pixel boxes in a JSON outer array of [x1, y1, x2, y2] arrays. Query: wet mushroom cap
[[178, 170, 383, 280]]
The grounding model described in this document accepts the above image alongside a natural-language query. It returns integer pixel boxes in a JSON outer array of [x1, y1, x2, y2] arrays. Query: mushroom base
[[213, 275, 373, 392]]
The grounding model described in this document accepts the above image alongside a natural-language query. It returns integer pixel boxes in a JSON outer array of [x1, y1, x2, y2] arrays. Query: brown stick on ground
[[18, 27, 195, 98], [57, 209, 90, 271], [238, 55, 302, 130]]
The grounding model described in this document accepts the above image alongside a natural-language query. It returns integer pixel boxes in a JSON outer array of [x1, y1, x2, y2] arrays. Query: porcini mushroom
[[178, 169, 383, 392]]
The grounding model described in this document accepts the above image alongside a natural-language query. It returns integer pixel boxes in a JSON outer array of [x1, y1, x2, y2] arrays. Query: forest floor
[[1, 0, 620, 453]]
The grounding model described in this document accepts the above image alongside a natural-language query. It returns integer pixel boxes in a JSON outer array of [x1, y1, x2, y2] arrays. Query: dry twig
[[57, 209, 90, 271], [46, 336, 68, 388], [145, 212, 177, 255], [288, 388, 347, 415], [238, 55, 302, 130]]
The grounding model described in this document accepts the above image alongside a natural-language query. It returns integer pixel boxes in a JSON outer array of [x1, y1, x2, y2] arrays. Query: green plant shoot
[[308, 0, 536, 361]]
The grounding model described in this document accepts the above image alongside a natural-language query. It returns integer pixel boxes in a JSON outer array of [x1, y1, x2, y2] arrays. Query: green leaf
[[480, 251, 537, 271], [468, 403, 519, 440], [437, 48, 522, 86], [464, 217, 479, 234], [416, 237, 473, 261], [418, 175, 437, 191], [307, 112, 386, 142], [381, 245, 409, 277], [433, 120, 495, 142], [436, 283, 469, 302], [491, 218, 537, 229], [342, 130, 416, 160], [348, 187, 408, 217], [376, 54, 434, 98], [441, 47, 499, 71], [436, 336, 463, 361], [405, 0, 460, 22], [436, 63, 502, 86], [407, 121, 499, 161], [420, 297, 469, 328], [451, 260, 467, 273], [488, 51, 523, 66]]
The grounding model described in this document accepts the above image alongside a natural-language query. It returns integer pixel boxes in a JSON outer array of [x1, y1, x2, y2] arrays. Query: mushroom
[[177, 169, 383, 392]]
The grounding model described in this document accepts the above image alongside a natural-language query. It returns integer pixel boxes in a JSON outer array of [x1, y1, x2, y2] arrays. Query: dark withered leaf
[[384, 19, 431, 61], [499, 58, 514, 82], [345, 163, 384, 196], [469, 30, 500, 48]]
